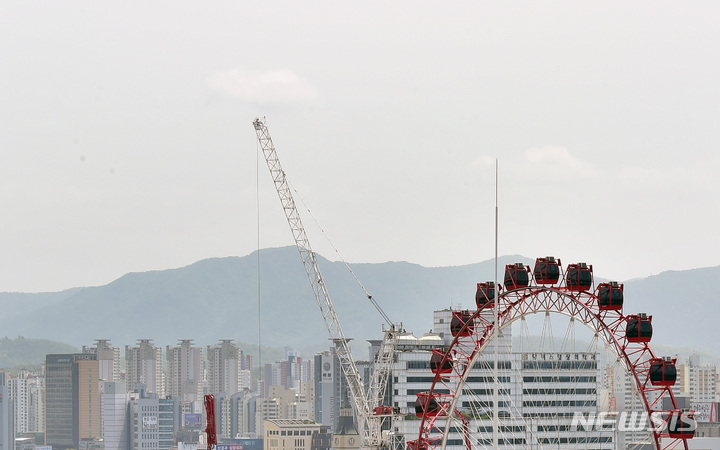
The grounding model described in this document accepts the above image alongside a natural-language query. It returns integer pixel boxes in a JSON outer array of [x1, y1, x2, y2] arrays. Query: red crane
[[204, 394, 217, 450]]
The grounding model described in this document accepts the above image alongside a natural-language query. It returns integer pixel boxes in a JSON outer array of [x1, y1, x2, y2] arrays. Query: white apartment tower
[[674, 353, 719, 402], [125, 339, 165, 396], [84, 339, 121, 382], [7, 378, 28, 435], [206, 340, 243, 397], [6, 371, 44, 436], [166, 340, 204, 405]]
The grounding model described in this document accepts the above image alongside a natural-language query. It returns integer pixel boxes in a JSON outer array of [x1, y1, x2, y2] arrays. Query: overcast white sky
[[2, 2, 719, 293]]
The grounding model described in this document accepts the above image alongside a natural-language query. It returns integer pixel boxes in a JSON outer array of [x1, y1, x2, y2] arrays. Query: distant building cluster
[[1, 309, 720, 450]]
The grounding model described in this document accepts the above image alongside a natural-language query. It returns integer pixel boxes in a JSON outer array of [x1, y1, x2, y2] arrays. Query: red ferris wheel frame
[[410, 263, 694, 450]]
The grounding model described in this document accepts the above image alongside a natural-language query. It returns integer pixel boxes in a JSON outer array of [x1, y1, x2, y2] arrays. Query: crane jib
[[253, 118, 398, 450]]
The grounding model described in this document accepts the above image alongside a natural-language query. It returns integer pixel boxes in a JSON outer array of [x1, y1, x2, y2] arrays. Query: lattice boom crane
[[253, 118, 398, 450]]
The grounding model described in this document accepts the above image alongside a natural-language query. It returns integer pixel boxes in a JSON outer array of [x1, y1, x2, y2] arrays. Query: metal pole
[[493, 159, 499, 449]]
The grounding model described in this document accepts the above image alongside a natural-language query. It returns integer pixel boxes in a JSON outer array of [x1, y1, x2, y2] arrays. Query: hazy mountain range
[[0, 246, 717, 365]]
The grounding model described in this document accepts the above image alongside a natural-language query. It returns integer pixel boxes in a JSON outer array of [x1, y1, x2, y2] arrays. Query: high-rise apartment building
[[166, 340, 204, 406], [6, 370, 44, 436], [207, 340, 243, 397], [125, 340, 165, 397], [83, 339, 121, 383], [45, 353, 100, 450], [674, 353, 719, 403], [7, 377, 28, 435]]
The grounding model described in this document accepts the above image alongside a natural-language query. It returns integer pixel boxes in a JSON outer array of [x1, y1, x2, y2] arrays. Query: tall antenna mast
[[493, 159, 499, 449]]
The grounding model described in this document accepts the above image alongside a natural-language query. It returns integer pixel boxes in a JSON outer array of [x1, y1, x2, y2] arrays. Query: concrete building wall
[[75, 359, 101, 443], [0, 384, 15, 450], [102, 381, 129, 450]]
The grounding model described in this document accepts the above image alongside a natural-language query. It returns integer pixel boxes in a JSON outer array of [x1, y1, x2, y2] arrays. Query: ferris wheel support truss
[[412, 281, 693, 450]]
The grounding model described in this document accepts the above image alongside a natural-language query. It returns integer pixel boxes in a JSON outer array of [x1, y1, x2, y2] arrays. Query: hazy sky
[[2, 2, 719, 293]]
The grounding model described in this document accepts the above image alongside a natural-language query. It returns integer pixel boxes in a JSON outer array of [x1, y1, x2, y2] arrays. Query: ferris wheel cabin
[[475, 282, 496, 308], [597, 282, 624, 311], [626, 313, 653, 343], [565, 263, 593, 291], [406, 440, 428, 450], [649, 356, 677, 386], [415, 392, 442, 417], [430, 348, 453, 375], [667, 410, 696, 439], [451, 310, 474, 337], [504, 263, 530, 290], [534, 256, 561, 284]]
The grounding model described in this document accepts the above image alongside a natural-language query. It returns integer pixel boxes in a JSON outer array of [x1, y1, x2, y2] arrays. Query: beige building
[[673, 354, 719, 402], [263, 419, 330, 450]]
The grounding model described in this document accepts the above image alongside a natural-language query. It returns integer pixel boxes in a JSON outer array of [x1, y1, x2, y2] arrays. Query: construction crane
[[253, 118, 399, 450], [204, 394, 217, 450]]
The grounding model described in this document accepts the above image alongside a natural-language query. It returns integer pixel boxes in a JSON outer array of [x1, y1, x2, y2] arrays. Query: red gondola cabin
[[597, 282, 624, 311], [650, 357, 677, 386], [476, 282, 496, 308], [430, 348, 453, 375], [451, 310, 474, 337], [534, 257, 561, 285], [415, 392, 442, 417], [667, 410, 696, 439], [626, 314, 653, 343], [406, 440, 429, 450], [566, 263, 593, 291], [504, 263, 530, 290]]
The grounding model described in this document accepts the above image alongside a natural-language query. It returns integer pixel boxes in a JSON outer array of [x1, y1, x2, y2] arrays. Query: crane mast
[[253, 118, 374, 443]]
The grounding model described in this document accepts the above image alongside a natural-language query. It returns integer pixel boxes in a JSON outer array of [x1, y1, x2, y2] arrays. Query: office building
[[45, 353, 100, 450], [263, 419, 331, 450]]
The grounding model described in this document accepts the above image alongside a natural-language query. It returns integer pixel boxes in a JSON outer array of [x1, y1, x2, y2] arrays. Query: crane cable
[[286, 177, 394, 327], [255, 136, 262, 375]]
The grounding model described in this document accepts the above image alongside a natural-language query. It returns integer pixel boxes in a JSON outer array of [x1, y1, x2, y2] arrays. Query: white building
[[389, 309, 613, 450], [207, 340, 243, 397], [674, 354, 719, 403], [7, 378, 28, 435], [166, 340, 204, 406], [102, 381, 129, 450], [5, 369, 44, 436], [125, 340, 165, 397], [84, 339, 121, 383]]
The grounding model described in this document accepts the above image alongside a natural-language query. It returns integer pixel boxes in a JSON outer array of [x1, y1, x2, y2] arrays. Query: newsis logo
[[570, 411, 696, 434]]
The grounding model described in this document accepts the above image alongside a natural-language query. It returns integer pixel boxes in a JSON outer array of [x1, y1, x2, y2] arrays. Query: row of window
[[522, 388, 596, 395], [523, 376, 597, 383], [404, 376, 512, 383], [522, 361, 597, 370], [523, 400, 596, 407], [267, 429, 314, 436], [406, 361, 513, 370]]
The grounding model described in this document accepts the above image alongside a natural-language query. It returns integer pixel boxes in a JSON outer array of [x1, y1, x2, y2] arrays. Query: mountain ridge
[[0, 247, 717, 360]]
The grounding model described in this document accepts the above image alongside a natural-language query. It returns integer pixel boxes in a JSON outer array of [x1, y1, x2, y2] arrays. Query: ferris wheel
[[407, 257, 695, 450]]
